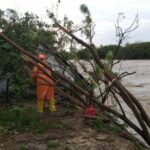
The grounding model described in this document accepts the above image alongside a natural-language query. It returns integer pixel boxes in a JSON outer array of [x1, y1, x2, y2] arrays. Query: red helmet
[[38, 53, 46, 60]]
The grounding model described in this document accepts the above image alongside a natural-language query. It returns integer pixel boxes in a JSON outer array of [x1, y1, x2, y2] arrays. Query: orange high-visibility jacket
[[32, 63, 54, 100]]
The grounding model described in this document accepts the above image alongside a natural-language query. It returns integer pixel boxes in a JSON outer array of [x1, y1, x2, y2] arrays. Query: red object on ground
[[84, 105, 96, 117]]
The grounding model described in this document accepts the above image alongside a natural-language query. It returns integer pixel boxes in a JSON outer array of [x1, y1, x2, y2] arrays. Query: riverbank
[[0, 102, 148, 150]]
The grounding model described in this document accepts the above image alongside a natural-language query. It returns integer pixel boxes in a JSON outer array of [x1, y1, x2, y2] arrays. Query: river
[[73, 60, 150, 115], [74, 60, 150, 111], [113, 60, 150, 145], [72, 59, 150, 145], [113, 60, 150, 116]]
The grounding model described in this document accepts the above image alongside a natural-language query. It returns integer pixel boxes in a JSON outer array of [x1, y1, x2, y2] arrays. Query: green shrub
[[47, 140, 60, 148], [93, 118, 124, 132], [0, 106, 50, 133], [0, 125, 8, 134], [17, 144, 25, 150]]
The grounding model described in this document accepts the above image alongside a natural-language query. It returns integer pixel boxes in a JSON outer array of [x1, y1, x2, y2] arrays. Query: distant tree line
[[68, 42, 150, 60]]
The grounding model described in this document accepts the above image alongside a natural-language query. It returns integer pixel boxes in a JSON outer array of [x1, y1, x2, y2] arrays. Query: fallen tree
[[0, 31, 150, 146], [55, 22, 150, 144]]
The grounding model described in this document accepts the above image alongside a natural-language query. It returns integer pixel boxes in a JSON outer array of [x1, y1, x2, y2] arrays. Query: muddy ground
[[0, 103, 148, 150]]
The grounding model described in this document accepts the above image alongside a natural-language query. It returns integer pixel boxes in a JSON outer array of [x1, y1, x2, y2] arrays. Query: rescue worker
[[32, 53, 56, 113]]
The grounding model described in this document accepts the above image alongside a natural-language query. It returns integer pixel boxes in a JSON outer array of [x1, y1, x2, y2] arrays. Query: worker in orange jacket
[[32, 53, 56, 113]]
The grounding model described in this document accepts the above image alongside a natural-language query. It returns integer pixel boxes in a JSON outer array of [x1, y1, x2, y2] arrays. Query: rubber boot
[[48, 99, 56, 112], [37, 100, 44, 113]]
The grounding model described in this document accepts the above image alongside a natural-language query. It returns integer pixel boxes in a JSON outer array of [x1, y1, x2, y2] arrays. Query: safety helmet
[[38, 53, 46, 60]]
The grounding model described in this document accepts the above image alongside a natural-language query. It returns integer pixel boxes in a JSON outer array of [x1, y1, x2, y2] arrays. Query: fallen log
[[53, 23, 150, 145], [0, 32, 150, 146]]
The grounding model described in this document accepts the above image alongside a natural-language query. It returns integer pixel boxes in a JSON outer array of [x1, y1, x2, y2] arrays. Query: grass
[[0, 106, 53, 134], [47, 140, 60, 148], [0, 125, 8, 134], [64, 146, 71, 150], [0, 105, 71, 135], [93, 118, 125, 133], [17, 144, 25, 150]]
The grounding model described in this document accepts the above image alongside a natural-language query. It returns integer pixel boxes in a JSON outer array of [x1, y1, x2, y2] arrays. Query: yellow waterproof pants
[[37, 99, 56, 113]]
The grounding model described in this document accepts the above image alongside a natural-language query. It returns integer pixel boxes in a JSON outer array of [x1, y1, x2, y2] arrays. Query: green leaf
[[80, 4, 90, 15], [104, 50, 113, 69]]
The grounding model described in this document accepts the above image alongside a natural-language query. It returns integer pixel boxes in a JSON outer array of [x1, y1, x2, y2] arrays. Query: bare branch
[[119, 71, 136, 79]]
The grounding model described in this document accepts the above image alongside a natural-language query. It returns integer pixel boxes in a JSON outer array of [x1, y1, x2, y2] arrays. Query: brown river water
[[113, 60, 150, 116], [113, 60, 150, 145], [73, 60, 150, 114], [72, 60, 150, 145]]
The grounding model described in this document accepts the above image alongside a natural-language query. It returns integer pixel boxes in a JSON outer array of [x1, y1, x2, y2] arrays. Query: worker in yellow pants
[[32, 53, 56, 113]]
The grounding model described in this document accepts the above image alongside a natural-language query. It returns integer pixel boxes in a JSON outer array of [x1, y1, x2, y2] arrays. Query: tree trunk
[[5, 78, 11, 104]]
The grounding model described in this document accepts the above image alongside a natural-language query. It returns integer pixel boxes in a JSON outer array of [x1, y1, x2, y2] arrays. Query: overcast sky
[[0, 0, 150, 46]]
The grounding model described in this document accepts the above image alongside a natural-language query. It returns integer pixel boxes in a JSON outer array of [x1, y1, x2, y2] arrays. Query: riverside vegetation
[[0, 6, 150, 149]]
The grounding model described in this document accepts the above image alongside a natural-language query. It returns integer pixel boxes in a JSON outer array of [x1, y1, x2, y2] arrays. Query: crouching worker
[[84, 90, 96, 126], [32, 53, 56, 113]]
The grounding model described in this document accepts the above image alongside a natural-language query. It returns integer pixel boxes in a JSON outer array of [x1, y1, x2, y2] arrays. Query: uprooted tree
[[0, 5, 150, 146]]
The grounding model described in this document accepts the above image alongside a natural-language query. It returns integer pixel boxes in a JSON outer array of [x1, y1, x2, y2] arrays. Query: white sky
[[0, 0, 150, 46]]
